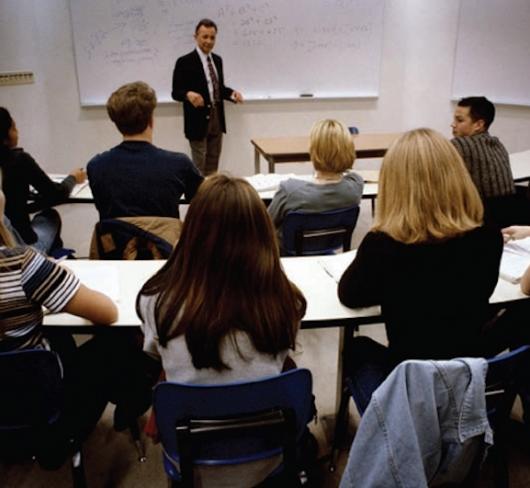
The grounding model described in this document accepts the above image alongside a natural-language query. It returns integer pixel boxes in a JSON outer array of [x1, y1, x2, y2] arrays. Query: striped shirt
[[451, 132, 515, 199], [0, 246, 80, 350]]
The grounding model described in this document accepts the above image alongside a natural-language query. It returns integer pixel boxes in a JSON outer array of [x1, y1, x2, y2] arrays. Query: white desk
[[43, 254, 529, 410], [43, 253, 527, 329], [50, 173, 379, 205], [510, 150, 530, 183]]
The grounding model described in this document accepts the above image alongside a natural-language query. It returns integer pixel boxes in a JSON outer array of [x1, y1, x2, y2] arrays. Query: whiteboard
[[69, 0, 385, 105], [452, 0, 530, 106]]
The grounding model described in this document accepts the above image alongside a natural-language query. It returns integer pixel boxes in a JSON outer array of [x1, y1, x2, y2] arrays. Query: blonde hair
[[373, 128, 483, 243], [309, 119, 355, 173]]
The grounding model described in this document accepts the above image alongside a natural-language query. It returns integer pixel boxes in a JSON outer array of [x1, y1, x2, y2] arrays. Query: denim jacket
[[340, 358, 492, 488]]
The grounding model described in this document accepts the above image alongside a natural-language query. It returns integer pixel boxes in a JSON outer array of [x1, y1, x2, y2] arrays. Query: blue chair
[[329, 344, 530, 485], [153, 368, 314, 487], [0, 349, 86, 486], [282, 205, 360, 256], [348, 126, 359, 135], [481, 344, 530, 487]]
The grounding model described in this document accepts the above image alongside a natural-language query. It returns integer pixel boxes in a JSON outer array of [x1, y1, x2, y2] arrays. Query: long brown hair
[[136, 174, 306, 370], [373, 128, 483, 243]]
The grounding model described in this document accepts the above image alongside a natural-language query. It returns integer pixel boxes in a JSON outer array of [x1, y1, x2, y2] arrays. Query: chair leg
[[328, 385, 351, 472], [71, 449, 87, 488], [129, 419, 147, 462]]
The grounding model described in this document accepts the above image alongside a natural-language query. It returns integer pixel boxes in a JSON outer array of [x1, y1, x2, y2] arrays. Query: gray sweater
[[267, 172, 364, 232], [451, 132, 515, 199]]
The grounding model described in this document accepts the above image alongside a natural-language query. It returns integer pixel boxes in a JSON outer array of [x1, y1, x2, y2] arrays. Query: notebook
[[499, 237, 530, 284]]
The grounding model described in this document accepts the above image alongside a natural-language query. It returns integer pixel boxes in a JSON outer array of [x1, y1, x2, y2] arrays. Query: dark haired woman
[[0, 107, 85, 254]]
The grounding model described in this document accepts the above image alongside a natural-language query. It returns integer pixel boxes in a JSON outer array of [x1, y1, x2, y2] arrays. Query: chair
[[347, 126, 359, 135], [481, 344, 530, 487], [0, 349, 86, 487], [153, 368, 314, 487], [330, 345, 530, 487], [282, 205, 360, 256], [91, 217, 178, 260]]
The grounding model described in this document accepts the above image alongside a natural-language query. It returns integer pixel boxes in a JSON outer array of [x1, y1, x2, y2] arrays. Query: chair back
[[92, 218, 174, 260], [0, 349, 63, 459], [153, 368, 313, 484], [485, 344, 530, 425], [282, 205, 360, 256]]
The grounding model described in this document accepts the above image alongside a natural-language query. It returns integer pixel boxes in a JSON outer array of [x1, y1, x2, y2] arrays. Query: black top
[[338, 226, 503, 362], [87, 141, 203, 220], [171, 50, 234, 140], [0, 147, 75, 244]]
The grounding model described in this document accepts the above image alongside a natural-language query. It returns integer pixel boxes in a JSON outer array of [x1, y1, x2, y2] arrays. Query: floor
[[3, 190, 530, 486]]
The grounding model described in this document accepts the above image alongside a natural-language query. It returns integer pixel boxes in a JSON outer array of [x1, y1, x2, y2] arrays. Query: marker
[[299, 93, 314, 98]]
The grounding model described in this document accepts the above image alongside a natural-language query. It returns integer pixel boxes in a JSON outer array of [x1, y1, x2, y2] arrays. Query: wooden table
[[251, 133, 401, 174]]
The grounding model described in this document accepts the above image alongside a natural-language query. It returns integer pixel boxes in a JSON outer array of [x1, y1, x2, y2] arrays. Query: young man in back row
[[87, 81, 203, 221], [450, 96, 525, 228]]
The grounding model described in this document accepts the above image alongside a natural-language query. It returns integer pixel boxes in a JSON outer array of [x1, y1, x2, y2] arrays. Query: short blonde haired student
[[310, 118, 355, 173], [268, 119, 363, 243], [338, 128, 504, 412]]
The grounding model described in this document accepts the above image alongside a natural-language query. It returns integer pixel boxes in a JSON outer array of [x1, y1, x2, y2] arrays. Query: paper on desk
[[246, 173, 297, 192], [317, 250, 357, 283], [499, 237, 530, 284], [40, 174, 89, 197], [71, 264, 121, 302]]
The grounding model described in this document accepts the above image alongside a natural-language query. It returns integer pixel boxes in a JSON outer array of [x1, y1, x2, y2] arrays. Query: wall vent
[[0, 71, 35, 86]]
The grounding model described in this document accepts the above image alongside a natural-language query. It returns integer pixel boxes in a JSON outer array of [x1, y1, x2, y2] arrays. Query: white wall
[[2, 0, 530, 253]]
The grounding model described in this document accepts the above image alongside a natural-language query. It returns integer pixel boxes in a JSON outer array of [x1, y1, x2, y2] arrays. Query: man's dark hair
[[195, 18, 217, 33], [457, 96, 495, 130]]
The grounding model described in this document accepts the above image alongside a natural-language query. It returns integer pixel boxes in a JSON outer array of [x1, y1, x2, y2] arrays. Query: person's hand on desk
[[69, 167, 87, 184], [186, 91, 205, 108], [501, 225, 530, 242], [231, 90, 243, 103]]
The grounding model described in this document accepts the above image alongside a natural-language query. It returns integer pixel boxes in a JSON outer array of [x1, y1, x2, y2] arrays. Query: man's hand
[[186, 91, 205, 108], [231, 91, 244, 103]]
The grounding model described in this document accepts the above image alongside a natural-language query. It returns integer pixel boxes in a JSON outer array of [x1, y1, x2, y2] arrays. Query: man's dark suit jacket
[[172, 50, 234, 141]]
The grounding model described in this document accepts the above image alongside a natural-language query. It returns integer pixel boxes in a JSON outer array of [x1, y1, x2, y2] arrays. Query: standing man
[[172, 18, 243, 176]]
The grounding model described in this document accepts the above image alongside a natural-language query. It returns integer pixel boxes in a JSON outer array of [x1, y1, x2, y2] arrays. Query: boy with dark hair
[[451, 96, 520, 227]]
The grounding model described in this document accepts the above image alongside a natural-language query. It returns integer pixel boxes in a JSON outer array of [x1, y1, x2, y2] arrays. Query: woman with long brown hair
[[137, 173, 306, 382]]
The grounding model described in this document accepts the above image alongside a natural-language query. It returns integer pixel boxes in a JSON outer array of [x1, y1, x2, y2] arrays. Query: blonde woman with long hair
[[338, 128, 505, 411]]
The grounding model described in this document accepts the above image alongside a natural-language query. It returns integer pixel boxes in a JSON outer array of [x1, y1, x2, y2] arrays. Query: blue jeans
[[346, 336, 394, 415], [31, 209, 62, 254]]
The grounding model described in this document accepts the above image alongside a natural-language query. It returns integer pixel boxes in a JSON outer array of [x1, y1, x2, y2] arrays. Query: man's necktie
[[207, 56, 220, 102]]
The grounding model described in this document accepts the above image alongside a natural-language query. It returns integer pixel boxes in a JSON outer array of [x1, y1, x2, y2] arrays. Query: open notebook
[[499, 237, 530, 284]]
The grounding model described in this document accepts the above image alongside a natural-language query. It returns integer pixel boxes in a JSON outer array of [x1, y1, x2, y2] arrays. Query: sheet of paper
[[246, 173, 297, 192], [499, 238, 530, 284], [317, 250, 357, 283]]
